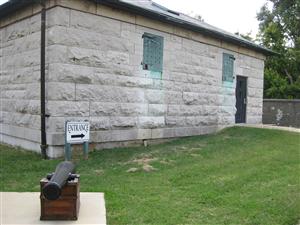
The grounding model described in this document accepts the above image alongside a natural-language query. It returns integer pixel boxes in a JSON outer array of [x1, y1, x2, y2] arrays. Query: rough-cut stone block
[[247, 116, 262, 124], [90, 130, 112, 143], [29, 14, 41, 34], [3, 124, 41, 143], [47, 7, 70, 28], [183, 92, 218, 105], [248, 78, 264, 89], [95, 64, 134, 77], [58, 0, 97, 14], [0, 83, 39, 100], [110, 129, 139, 142], [1, 90, 24, 100], [46, 45, 68, 64], [4, 19, 30, 42], [186, 116, 218, 126], [70, 10, 121, 36], [164, 91, 183, 104], [218, 116, 235, 125], [173, 127, 202, 137], [0, 133, 41, 153], [12, 32, 40, 55], [90, 117, 111, 130], [165, 40, 182, 51], [145, 90, 164, 104], [248, 87, 263, 98], [47, 26, 134, 53], [165, 116, 186, 127], [182, 39, 207, 55], [247, 97, 263, 108], [46, 132, 65, 145], [25, 84, 41, 100], [121, 22, 136, 39], [136, 15, 173, 35], [110, 117, 137, 128], [219, 106, 236, 117], [219, 95, 235, 107], [145, 90, 183, 105], [90, 102, 148, 116], [47, 101, 89, 117], [66, 47, 130, 67], [49, 63, 94, 83], [7, 49, 40, 69], [6, 113, 41, 129], [190, 32, 221, 48], [6, 67, 39, 84], [173, 26, 191, 39], [2, 40, 14, 58], [151, 128, 174, 139], [89, 103, 118, 116], [76, 84, 145, 103], [138, 117, 165, 129], [148, 104, 166, 116], [153, 80, 182, 92], [247, 107, 263, 117], [14, 100, 40, 114], [97, 4, 136, 24], [47, 82, 76, 100], [46, 117, 65, 132], [243, 68, 263, 79], [119, 103, 148, 116]]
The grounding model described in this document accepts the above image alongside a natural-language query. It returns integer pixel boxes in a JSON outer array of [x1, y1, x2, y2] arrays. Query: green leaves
[[257, 0, 300, 99]]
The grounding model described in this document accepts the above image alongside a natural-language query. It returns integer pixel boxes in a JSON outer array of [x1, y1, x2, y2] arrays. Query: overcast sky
[[0, 0, 270, 38], [154, 0, 269, 38]]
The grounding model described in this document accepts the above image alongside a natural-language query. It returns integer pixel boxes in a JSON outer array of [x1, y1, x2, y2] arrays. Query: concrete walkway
[[237, 124, 300, 133], [0, 192, 106, 225]]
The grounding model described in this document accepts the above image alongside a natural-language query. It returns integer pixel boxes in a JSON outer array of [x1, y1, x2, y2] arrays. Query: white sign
[[66, 121, 90, 144]]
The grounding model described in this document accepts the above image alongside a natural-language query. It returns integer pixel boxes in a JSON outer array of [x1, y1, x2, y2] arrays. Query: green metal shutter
[[222, 53, 235, 82], [143, 33, 164, 73]]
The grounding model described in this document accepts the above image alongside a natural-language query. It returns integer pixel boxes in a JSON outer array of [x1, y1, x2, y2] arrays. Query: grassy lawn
[[1, 127, 299, 225]]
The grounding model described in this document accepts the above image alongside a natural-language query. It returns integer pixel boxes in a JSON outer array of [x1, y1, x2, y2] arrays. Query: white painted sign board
[[66, 121, 90, 144]]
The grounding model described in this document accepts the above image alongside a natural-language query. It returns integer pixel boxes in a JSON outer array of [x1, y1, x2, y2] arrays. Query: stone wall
[[0, 1, 265, 157], [263, 99, 300, 128], [0, 11, 42, 152], [0, 5, 70, 154]]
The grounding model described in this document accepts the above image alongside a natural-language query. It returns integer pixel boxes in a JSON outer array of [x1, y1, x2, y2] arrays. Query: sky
[[153, 0, 269, 38], [0, 0, 270, 38]]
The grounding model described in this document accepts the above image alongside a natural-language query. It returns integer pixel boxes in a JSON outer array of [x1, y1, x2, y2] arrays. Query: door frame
[[235, 76, 248, 123]]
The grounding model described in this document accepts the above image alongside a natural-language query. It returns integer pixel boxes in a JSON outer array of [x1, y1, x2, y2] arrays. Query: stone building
[[0, 0, 273, 158]]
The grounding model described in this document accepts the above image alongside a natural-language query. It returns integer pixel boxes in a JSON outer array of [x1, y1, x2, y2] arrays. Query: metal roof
[[0, 0, 275, 55]]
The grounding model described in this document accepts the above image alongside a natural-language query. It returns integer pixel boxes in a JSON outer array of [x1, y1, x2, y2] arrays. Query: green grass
[[1, 127, 300, 225]]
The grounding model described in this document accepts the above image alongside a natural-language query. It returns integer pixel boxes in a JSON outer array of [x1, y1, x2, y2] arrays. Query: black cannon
[[42, 161, 76, 201]]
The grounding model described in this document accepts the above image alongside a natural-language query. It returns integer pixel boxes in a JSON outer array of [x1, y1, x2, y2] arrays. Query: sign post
[[65, 121, 90, 161]]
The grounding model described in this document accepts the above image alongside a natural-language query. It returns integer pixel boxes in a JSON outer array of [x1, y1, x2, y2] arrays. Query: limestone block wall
[[263, 99, 300, 128], [239, 56, 265, 124], [0, 6, 70, 154], [0, 12, 42, 151], [0, 1, 265, 157], [44, 5, 265, 156]]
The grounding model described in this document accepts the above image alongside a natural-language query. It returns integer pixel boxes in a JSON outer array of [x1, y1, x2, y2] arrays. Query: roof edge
[[0, 0, 277, 56], [0, 0, 35, 19], [94, 0, 276, 56]]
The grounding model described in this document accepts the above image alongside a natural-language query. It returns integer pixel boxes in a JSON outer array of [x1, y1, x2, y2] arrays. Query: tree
[[257, 0, 300, 99], [234, 31, 254, 41]]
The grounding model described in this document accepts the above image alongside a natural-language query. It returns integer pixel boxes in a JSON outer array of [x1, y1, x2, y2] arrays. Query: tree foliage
[[257, 0, 300, 99], [234, 31, 253, 41]]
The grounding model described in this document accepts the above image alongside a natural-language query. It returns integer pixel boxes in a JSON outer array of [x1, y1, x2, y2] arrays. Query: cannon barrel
[[42, 161, 75, 200]]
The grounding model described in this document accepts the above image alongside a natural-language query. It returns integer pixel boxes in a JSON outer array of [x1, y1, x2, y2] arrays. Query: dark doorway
[[235, 76, 247, 123]]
